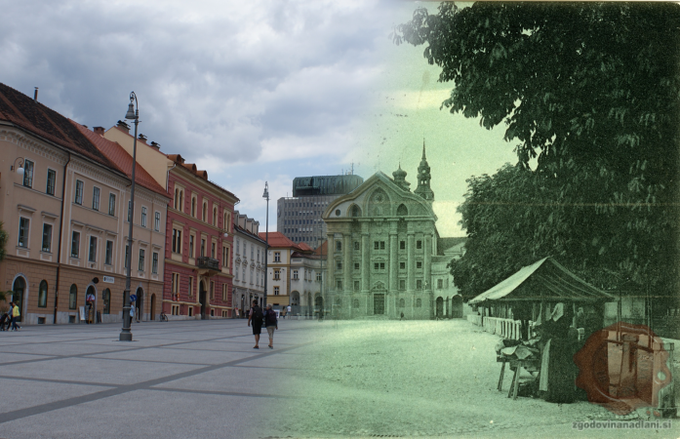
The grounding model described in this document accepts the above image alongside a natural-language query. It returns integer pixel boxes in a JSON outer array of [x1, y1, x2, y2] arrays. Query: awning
[[468, 257, 617, 305]]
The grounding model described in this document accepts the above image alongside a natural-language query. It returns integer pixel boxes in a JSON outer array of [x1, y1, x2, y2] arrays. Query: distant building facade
[[277, 174, 363, 248], [322, 145, 465, 319], [232, 211, 266, 317]]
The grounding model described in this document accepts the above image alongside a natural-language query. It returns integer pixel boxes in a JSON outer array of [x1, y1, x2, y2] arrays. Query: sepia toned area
[[260, 320, 679, 439]]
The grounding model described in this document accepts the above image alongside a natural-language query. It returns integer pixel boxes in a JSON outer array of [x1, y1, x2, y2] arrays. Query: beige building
[[232, 211, 266, 316], [0, 83, 168, 324]]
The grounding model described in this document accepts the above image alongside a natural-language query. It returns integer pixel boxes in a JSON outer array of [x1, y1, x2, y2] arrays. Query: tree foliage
[[395, 3, 680, 299]]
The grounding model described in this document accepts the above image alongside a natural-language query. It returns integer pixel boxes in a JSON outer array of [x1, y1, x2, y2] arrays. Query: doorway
[[373, 294, 385, 315], [150, 294, 156, 321], [12, 277, 26, 323], [199, 281, 207, 319], [136, 287, 144, 322], [436, 296, 444, 318]]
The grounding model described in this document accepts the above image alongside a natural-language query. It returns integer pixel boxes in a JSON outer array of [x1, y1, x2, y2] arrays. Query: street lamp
[[262, 181, 270, 309], [120, 91, 139, 342], [11, 157, 25, 175]]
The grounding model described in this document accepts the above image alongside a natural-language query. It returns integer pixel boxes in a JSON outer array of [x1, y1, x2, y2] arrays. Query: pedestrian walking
[[265, 304, 278, 349], [10, 301, 21, 331], [247, 299, 263, 349]]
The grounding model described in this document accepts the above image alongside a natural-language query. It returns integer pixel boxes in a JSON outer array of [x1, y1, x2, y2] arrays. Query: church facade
[[322, 146, 459, 319]]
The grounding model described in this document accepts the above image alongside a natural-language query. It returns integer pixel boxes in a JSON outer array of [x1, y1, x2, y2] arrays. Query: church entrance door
[[373, 294, 385, 315]]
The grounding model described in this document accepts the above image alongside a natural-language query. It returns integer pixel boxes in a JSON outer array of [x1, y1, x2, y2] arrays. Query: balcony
[[197, 256, 220, 275]]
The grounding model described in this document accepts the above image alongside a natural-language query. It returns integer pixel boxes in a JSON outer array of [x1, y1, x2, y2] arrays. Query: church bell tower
[[414, 141, 434, 202]]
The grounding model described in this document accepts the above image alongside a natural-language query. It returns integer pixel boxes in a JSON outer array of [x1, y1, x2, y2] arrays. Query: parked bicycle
[[159, 311, 168, 322]]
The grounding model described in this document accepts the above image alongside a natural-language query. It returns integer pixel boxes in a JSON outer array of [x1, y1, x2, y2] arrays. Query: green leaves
[[395, 2, 680, 299]]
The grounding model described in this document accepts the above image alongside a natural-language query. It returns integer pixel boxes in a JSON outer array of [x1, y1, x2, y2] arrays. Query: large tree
[[395, 3, 680, 300]]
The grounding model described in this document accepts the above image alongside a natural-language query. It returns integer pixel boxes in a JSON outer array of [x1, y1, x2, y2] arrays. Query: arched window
[[191, 196, 197, 217], [69, 284, 78, 310], [38, 280, 48, 308], [202, 201, 207, 222], [213, 206, 217, 226], [103, 288, 111, 314]]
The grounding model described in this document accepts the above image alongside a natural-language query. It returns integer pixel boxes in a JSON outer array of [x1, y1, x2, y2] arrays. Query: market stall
[[468, 257, 617, 403]]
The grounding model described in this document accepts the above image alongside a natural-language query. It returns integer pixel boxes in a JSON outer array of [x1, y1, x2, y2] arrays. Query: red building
[[103, 124, 238, 319]]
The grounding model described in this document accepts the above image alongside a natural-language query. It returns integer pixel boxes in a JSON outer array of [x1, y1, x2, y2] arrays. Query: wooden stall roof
[[468, 257, 617, 305]]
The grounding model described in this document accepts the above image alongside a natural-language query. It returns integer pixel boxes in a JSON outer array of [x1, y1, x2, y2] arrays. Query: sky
[[0, 0, 516, 237]]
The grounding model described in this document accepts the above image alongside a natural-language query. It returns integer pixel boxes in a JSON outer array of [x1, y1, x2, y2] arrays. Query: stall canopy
[[468, 257, 617, 305]]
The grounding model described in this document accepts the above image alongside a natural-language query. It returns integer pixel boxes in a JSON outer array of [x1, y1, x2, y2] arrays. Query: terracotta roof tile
[[73, 122, 167, 197], [259, 231, 297, 248], [0, 82, 116, 169]]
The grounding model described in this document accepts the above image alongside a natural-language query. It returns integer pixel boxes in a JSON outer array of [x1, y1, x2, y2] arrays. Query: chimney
[[138, 133, 147, 143], [116, 120, 130, 133], [93, 126, 105, 135], [33, 87, 38, 102], [150, 141, 161, 150]]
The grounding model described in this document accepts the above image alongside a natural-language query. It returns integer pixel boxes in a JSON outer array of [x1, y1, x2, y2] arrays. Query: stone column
[[343, 234, 352, 314], [389, 224, 398, 294], [327, 233, 335, 292]]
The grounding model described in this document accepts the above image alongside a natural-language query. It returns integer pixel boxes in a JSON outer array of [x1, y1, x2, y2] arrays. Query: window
[[373, 241, 385, 250], [125, 244, 130, 270], [70, 231, 80, 258], [92, 187, 100, 211], [417, 261, 422, 269], [152, 252, 158, 274], [336, 261, 342, 270], [399, 279, 406, 290], [42, 223, 52, 252], [416, 279, 422, 290], [46, 169, 56, 195], [141, 207, 147, 228], [380, 241, 385, 250], [380, 262, 385, 270], [18, 217, 29, 247], [38, 280, 48, 308], [374, 262, 379, 270], [353, 280, 360, 291], [316, 272, 322, 282], [88, 236, 97, 263], [201, 238, 206, 257], [22, 159, 34, 188], [213, 206, 217, 226], [69, 284, 77, 310], [274, 269, 281, 280], [222, 284, 228, 302], [174, 187, 184, 211], [138, 249, 145, 271], [103, 289, 111, 314], [400, 262, 406, 270], [274, 286, 280, 295], [335, 241, 342, 251], [75, 180, 84, 205], [222, 246, 229, 268], [189, 234, 195, 258], [416, 240, 422, 249], [105, 240, 113, 265], [171, 305, 179, 315], [354, 262, 360, 270], [109, 193, 116, 216], [191, 196, 197, 217], [274, 252, 281, 262], [154, 212, 161, 232], [171, 273, 180, 300], [293, 270, 299, 280], [416, 298, 422, 307], [354, 241, 360, 250], [400, 240, 405, 250], [202, 201, 207, 222], [211, 242, 216, 258], [210, 281, 215, 300], [437, 279, 443, 289], [399, 298, 405, 308], [172, 228, 182, 253], [336, 280, 343, 289], [188, 276, 194, 296]]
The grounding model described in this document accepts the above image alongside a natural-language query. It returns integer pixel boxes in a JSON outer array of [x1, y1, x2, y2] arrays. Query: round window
[[335, 209, 341, 216]]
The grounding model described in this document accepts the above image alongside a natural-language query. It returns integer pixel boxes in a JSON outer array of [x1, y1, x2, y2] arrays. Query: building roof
[[234, 224, 266, 244], [259, 231, 297, 248], [468, 257, 617, 305], [74, 122, 167, 197], [0, 83, 117, 169], [166, 153, 238, 202]]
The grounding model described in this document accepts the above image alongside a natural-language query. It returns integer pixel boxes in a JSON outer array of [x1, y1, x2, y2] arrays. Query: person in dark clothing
[[265, 304, 278, 349], [247, 300, 263, 349]]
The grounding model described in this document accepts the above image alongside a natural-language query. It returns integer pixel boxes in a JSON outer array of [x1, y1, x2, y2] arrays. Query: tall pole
[[120, 92, 138, 342], [263, 182, 269, 309]]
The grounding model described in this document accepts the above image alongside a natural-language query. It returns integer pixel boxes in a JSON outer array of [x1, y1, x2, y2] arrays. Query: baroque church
[[322, 145, 465, 319]]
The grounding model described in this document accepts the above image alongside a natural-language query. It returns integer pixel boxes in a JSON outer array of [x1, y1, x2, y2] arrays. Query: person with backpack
[[264, 304, 278, 349], [247, 299, 263, 349]]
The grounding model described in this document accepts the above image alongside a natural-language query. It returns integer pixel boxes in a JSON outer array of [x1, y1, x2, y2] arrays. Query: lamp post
[[262, 182, 270, 309], [120, 91, 139, 342]]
